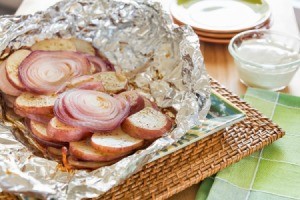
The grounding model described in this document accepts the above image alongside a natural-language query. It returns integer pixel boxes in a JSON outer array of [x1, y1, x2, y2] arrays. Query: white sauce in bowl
[[234, 39, 300, 90]]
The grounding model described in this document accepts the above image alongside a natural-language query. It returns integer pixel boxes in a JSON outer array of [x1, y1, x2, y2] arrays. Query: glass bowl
[[228, 30, 300, 91]]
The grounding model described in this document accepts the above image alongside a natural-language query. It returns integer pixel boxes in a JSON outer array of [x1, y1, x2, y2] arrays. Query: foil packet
[[0, 0, 210, 199]]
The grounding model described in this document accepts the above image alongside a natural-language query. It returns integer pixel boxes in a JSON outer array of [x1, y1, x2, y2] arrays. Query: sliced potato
[[5, 49, 31, 90], [119, 91, 145, 115], [29, 128, 68, 149], [70, 38, 95, 55], [47, 117, 91, 142], [67, 156, 117, 170], [31, 39, 77, 51], [0, 61, 22, 96], [33, 137, 67, 149], [14, 107, 53, 124], [30, 120, 56, 142], [93, 72, 128, 94], [69, 140, 129, 162], [14, 93, 57, 115], [91, 127, 144, 154], [67, 75, 94, 88], [121, 107, 172, 140], [66, 75, 104, 91]]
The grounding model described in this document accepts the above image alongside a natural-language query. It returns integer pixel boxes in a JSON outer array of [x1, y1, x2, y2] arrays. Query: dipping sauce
[[229, 30, 300, 90]]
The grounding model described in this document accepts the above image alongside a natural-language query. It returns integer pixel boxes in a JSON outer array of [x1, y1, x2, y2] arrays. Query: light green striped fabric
[[197, 88, 300, 200]]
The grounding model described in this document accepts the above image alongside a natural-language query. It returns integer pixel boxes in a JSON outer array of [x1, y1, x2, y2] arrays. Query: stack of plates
[[170, 0, 272, 44]]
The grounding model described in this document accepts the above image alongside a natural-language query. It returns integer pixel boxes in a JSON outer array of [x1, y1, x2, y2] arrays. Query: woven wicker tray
[[0, 79, 284, 200]]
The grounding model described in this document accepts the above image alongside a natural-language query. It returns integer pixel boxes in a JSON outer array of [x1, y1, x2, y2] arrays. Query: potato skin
[[14, 102, 53, 115], [93, 72, 128, 94], [14, 107, 53, 124], [30, 133, 68, 149], [28, 120, 68, 148], [67, 156, 117, 170], [121, 114, 172, 140], [14, 93, 57, 115], [91, 128, 144, 154], [69, 140, 130, 162], [91, 139, 143, 154], [47, 117, 91, 142], [6, 49, 31, 90], [30, 120, 56, 142], [119, 91, 145, 115], [14, 101, 54, 115]]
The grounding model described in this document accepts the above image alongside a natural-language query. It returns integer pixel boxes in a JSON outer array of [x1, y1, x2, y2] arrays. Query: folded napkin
[[197, 88, 300, 200]]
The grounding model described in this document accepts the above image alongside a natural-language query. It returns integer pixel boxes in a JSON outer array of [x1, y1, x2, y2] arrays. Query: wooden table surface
[[16, 0, 299, 199]]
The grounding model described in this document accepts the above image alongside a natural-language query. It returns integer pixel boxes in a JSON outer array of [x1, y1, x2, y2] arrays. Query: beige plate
[[196, 20, 272, 44], [173, 16, 273, 39], [171, 0, 271, 33], [195, 18, 273, 38]]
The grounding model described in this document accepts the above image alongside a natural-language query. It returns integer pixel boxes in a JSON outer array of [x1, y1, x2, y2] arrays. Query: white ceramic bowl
[[228, 30, 300, 90]]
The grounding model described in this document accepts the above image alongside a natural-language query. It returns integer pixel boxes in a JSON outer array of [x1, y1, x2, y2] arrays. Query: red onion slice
[[0, 61, 22, 96], [54, 89, 130, 131], [18, 51, 91, 94], [86, 56, 115, 72]]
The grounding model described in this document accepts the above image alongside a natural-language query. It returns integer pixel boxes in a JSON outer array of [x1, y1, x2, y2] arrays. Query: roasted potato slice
[[30, 120, 56, 142], [0, 61, 22, 96], [14, 93, 57, 115], [119, 91, 145, 115], [66, 75, 105, 91], [121, 107, 172, 140], [5, 49, 31, 90], [91, 127, 144, 154], [31, 39, 77, 51], [47, 117, 91, 142], [70, 38, 95, 55], [93, 72, 128, 94], [69, 140, 129, 162], [67, 156, 117, 170]]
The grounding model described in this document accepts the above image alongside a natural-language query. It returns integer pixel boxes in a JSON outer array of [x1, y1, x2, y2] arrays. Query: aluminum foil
[[0, 0, 210, 199]]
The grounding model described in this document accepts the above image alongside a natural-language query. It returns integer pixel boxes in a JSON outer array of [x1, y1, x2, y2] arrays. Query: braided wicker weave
[[0, 79, 284, 199]]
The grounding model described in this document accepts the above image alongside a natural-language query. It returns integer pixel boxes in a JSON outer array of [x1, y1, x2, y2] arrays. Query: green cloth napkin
[[197, 88, 300, 200]]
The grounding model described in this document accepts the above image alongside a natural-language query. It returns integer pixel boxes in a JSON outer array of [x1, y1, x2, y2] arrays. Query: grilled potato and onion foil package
[[0, 0, 210, 199]]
